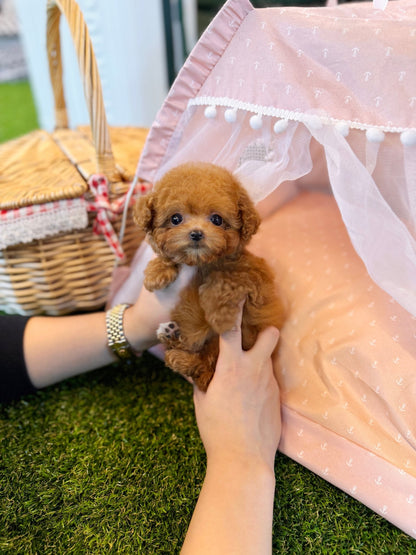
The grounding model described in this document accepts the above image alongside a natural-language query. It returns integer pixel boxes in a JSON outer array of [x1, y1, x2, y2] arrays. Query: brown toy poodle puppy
[[134, 162, 284, 391]]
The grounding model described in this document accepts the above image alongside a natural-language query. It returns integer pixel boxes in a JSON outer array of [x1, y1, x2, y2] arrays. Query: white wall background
[[14, 0, 197, 130]]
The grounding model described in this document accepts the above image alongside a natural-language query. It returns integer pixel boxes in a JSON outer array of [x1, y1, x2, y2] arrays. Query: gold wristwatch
[[106, 303, 138, 360]]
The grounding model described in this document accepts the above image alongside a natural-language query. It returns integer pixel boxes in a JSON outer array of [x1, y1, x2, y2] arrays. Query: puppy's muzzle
[[189, 229, 204, 242]]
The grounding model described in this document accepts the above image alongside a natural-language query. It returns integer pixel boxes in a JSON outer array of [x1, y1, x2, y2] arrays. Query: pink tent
[[111, 0, 416, 537]]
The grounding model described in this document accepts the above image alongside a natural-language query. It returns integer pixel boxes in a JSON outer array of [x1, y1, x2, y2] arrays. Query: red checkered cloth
[[0, 176, 151, 257], [86, 175, 151, 260]]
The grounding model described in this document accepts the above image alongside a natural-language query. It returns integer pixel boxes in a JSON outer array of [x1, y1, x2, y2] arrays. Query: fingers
[[250, 326, 280, 360], [218, 299, 245, 355], [198, 294, 280, 391], [154, 265, 195, 308], [166, 265, 195, 294]]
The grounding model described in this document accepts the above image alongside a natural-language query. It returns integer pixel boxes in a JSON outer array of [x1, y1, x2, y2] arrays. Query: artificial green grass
[[1, 82, 415, 553], [1, 356, 415, 554], [0, 80, 38, 143]]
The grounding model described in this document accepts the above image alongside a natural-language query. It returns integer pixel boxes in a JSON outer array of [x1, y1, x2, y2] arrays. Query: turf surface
[[1, 81, 415, 553], [1, 356, 415, 554]]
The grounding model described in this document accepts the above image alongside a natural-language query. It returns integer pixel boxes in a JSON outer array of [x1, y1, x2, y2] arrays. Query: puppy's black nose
[[189, 230, 204, 242]]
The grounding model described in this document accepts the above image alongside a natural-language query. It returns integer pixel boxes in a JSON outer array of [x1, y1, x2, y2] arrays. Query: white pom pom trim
[[366, 128, 385, 143], [250, 114, 263, 130], [273, 119, 289, 134], [306, 115, 323, 131], [335, 121, 350, 137], [204, 106, 217, 119], [196, 100, 416, 150], [400, 130, 416, 147], [224, 108, 237, 123]]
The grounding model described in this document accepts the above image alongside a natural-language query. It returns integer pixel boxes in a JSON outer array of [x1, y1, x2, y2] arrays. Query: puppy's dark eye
[[210, 214, 223, 226], [170, 213, 183, 226]]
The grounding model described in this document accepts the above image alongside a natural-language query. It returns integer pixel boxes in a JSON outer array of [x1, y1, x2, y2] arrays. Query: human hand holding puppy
[[134, 162, 284, 391], [182, 302, 281, 554], [194, 303, 281, 470]]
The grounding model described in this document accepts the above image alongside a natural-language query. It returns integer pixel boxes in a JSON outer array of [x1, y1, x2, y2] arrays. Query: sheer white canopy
[[135, 0, 416, 317]]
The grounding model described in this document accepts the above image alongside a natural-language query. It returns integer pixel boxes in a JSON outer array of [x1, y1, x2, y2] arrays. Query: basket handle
[[46, 0, 120, 183]]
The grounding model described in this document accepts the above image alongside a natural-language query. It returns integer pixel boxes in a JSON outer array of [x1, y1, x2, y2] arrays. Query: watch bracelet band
[[106, 303, 140, 360]]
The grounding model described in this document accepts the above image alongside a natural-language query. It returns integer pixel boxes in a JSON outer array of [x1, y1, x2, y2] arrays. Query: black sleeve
[[0, 315, 37, 403]]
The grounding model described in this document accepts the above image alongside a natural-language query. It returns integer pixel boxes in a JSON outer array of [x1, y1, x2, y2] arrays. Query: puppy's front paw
[[144, 258, 179, 291], [157, 321, 180, 346]]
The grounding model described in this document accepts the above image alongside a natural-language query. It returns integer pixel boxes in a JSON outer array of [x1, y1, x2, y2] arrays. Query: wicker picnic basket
[[0, 0, 148, 316]]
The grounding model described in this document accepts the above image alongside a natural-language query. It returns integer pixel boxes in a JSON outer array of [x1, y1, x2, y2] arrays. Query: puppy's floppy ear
[[134, 192, 155, 233], [238, 189, 261, 244]]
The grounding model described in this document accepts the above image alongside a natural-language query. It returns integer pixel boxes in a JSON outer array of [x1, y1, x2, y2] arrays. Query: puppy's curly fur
[[134, 162, 284, 391]]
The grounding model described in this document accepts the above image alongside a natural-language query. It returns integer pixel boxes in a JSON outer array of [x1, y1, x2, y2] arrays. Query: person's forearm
[[23, 312, 117, 388], [23, 306, 152, 389], [181, 457, 276, 555], [19, 270, 194, 391]]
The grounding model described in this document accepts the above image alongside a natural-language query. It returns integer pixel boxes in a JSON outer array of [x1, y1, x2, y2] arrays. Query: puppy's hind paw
[[157, 321, 181, 345]]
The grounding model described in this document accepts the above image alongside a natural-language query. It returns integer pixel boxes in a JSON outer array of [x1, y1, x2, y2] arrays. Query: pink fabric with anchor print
[[250, 192, 416, 538], [111, 0, 416, 537]]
